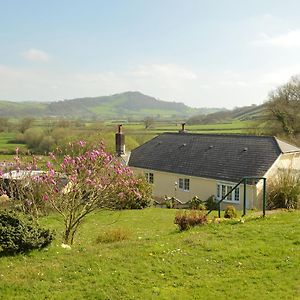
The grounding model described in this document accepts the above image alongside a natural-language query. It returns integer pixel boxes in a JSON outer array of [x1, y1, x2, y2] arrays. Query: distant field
[[0, 119, 257, 161], [123, 120, 257, 134], [0, 132, 26, 154], [0, 208, 299, 299]]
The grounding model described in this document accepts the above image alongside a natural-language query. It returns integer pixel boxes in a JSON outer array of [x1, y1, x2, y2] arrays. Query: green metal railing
[[206, 176, 267, 218]]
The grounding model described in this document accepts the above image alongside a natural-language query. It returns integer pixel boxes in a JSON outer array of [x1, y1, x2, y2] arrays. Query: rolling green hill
[[0, 91, 222, 120], [187, 103, 267, 124]]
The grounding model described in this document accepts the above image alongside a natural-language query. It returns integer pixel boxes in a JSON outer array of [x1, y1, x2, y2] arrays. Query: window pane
[[234, 187, 240, 202], [149, 173, 154, 184], [217, 184, 221, 199], [227, 186, 232, 201], [222, 185, 226, 198], [179, 178, 183, 189], [184, 179, 190, 191]]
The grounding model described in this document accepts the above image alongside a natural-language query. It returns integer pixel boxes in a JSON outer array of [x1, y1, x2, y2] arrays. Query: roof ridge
[[161, 132, 274, 138]]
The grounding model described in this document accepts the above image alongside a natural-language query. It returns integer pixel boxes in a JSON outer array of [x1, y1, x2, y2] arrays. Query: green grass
[[0, 208, 299, 299], [0, 132, 26, 154]]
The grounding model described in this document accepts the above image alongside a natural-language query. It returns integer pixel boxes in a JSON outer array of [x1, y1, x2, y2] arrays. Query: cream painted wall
[[131, 167, 256, 210]]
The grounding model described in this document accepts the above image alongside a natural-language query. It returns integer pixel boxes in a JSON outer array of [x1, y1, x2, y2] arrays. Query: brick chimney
[[115, 124, 125, 156], [179, 122, 187, 133]]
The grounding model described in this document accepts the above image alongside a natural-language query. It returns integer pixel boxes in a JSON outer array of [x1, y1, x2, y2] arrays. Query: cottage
[[127, 126, 300, 210]]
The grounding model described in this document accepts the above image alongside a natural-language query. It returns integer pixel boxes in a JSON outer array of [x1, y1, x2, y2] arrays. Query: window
[[179, 178, 190, 191], [216, 183, 240, 203], [234, 187, 240, 202], [145, 172, 154, 184]]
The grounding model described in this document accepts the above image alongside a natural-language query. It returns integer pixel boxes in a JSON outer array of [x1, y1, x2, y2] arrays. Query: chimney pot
[[115, 124, 125, 156], [179, 122, 187, 133]]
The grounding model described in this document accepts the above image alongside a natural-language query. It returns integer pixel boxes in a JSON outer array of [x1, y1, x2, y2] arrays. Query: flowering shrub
[[115, 175, 151, 209], [174, 210, 208, 231], [1, 142, 152, 245]]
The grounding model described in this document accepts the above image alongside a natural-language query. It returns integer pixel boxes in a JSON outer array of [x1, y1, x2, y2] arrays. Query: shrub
[[190, 196, 206, 210], [205, 195, 218, 211], [165, 196, 176, 209], [174, 210, 208, 231], [0, 210, 53, 255], [115, 175, 152, 209], [96, 228, 131, 243], [267, 169, 300, 209], [224, 205, 237, 219]]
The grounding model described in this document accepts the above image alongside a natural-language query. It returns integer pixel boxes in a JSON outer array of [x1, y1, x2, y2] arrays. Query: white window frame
[[145, 172, 154, 184], [178, 178, 190, 191], [216, 182, 240, 203]]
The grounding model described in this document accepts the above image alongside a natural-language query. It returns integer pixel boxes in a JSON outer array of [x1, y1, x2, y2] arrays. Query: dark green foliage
[[267, 169, 300, 209], [174, 210, 208, 231], [205, 195, 218, 211], [0, 210, 54, 255], [224, 205, 237, 219]]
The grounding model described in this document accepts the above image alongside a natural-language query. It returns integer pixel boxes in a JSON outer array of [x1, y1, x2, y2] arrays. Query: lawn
[[0, 208, 299, 299]]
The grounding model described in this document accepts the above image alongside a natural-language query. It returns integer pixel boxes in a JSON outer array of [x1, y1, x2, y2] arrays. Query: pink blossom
[[43, 194, 49, 202], [78, 140, 86, 148]]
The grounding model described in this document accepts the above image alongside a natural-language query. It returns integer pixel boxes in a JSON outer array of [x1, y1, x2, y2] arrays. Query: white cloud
[[252, 29, 300, 48], [22, 48, 50, 62]]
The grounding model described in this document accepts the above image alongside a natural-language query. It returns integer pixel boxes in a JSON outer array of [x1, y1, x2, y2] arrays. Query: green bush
[[205, 195, 218, 211], [0, 210, 54, 255], [174, 210, 208, 231], [267, 169, 300, 209], [224, 205, 237, 219]]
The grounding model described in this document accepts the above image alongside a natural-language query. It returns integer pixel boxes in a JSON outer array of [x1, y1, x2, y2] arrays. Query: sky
[[1, 0, 300, 108]]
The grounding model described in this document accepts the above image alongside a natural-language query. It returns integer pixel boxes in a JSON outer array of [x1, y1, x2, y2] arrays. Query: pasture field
[[0, 132, 26, 154], [0, 208, 299, 299], [109, 119, 257, 134], [0, 119, 256, 161]]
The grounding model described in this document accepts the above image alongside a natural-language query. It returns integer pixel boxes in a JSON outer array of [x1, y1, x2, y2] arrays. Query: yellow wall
[[131, 167, 256, 210]]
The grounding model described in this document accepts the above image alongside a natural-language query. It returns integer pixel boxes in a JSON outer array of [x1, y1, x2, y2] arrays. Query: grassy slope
[[0, 209, 299, 299], [0, 92, 222, 119]]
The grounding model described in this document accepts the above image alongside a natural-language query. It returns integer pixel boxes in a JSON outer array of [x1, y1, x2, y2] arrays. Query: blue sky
[[1, 0, 300, 108]]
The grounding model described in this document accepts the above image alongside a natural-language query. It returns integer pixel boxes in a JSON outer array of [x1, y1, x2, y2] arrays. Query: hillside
[[0, 92, 222, 120], [187, 103, 267, 124]]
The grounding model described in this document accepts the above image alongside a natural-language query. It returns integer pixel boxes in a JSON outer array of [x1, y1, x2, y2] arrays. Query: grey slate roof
[[128, 133, 300, 183]]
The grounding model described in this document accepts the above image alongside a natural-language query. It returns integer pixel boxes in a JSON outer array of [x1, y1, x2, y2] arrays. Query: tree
[[32, 141, 150, 245], [18, 117, 35, 134], [0, 117, 10, 132], [266, 76, 300, 139], [144, 116, 154, 129]]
